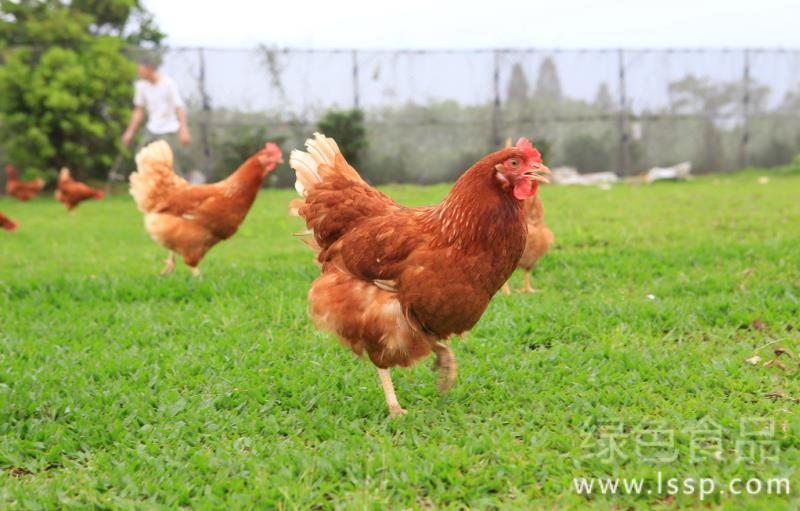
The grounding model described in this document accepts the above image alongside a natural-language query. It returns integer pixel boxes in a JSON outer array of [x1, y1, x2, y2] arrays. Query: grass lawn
[[1, 170, 799, 509]]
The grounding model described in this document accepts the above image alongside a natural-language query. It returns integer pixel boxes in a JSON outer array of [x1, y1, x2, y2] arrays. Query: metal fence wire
[[131, 47, 800, 183]]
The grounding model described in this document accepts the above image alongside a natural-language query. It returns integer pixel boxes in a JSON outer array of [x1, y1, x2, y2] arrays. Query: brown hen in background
[[500, 138, 554, 294], [55, 167, 104, 212], [5, 164, 45, 201], [129, 140, 283, 276]]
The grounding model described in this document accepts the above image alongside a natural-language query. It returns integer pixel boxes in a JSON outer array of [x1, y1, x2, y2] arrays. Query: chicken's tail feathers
[[293, 228, 322, 256], [290, 132, 364, 198], [288, 133, 349, 254], [288, 132, 398, 255], [287, 198, 322, 256], [129, 140, 184, 212], [58, 167, 71, 183], [287, 197, 304, 217], [135, 140, 174, 170]]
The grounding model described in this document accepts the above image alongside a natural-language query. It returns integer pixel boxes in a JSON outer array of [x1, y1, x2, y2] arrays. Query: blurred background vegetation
[[0, 0, 162, 181], [1, 1, 800, 187]]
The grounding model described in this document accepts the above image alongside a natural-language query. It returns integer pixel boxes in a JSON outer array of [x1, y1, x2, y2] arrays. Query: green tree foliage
[[213, 124, 288, 187], [0, 0, 163, 179], [317, 109, 367, 168], [594, 82, 614, 112], [533, 57, 562, 102], [506, 63, 529, 102], [563, 133, 612, 172]]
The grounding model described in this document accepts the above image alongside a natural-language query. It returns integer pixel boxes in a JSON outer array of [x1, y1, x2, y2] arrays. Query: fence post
[[352, 50, 360, 110], [739, 49, 751, 169], [492, 50, 502, 147], [617, 49, 631, 176], [197, 47, 212, 176]]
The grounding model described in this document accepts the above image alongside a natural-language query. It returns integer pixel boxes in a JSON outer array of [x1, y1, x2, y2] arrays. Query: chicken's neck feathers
[[428, 168, 525, 254], [216, 156, 265, 198]]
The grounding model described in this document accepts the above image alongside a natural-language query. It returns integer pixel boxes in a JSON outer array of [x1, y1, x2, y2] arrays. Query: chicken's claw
[[389, 406, 408, 418], [159, 251, 176, 276]]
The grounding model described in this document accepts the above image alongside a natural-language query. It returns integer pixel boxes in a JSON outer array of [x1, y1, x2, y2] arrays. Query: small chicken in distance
[[55, 167, 104, 212], [5, 164, 45, 201], [130, 140, 283, 276], [500, 138, 554, 294], [0, 212, 17, 231], [289, 133, 550, 417]]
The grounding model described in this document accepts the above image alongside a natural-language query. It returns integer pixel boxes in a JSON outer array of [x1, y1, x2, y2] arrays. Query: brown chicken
[[130, 140, 283, 276], [500, 140, 553, 294], [289, 133, 550, 416], [55, 167, 104, 212], [0, 212, 17, 231], [501, 195, 554, 294], [5, 164, 45, 201]]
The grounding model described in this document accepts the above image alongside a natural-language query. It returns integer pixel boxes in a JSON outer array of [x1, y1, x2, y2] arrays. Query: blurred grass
[[0, 171, 799, 509]]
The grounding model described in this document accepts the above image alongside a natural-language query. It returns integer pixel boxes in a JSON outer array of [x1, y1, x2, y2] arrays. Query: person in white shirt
[[122, 57, 193, 170]]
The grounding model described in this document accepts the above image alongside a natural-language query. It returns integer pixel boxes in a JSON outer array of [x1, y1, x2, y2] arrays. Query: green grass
[[1, 172, 799, 510]]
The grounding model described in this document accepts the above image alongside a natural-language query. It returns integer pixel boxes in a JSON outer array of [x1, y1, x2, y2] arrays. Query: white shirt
[[133, 76, 185, 134]]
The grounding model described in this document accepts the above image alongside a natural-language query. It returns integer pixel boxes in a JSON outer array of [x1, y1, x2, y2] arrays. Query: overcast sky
[[144, 0, 800, 49]]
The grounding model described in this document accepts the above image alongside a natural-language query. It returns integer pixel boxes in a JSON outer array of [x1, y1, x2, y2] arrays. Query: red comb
[[258, 142, 284, 168], [516, 138, 542, 164]]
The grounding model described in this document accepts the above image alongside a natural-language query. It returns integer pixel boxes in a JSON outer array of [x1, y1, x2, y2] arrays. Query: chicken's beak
[[524, 163, 551, 184]]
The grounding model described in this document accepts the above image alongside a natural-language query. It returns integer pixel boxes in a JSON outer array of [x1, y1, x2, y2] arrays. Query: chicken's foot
[[431, 341, 457, 394], [190, 266, 202, 278], [377, 368, 407, 417], [519, 270, 541, 293], [501, 282, 512, 295], [160, 251, 175, 276]]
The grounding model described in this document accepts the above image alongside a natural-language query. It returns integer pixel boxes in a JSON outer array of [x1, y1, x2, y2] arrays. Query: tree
[[668, 75, 737, 117], [779, 89, 800, 114], [533, 57, 562, 102], [506, 63, 529, 102], [667, 74, 773, 172], [563, 133, 612, 172], [0, 0, 163, 179], [594, 82, 614, 112], [317, 109, 368, 168]]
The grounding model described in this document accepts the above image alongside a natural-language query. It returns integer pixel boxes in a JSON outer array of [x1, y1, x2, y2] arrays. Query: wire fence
[[133, 47, 800, 184]]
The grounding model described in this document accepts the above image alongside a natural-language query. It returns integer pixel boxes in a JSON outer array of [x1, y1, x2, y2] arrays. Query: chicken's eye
[[508, 159, 520, 169]]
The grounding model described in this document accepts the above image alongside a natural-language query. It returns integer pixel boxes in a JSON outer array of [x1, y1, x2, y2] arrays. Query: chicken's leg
[[190, 266, 202, 278], [431, 341, 458, 394], [501, 282, 512, 295], [377, 368, 406, 417], [160, 251, 176, 276], [519, 270, 541, 293]]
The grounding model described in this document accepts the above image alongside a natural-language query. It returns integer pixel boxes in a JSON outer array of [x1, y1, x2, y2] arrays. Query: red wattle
[[513, 179, 533, 200]]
